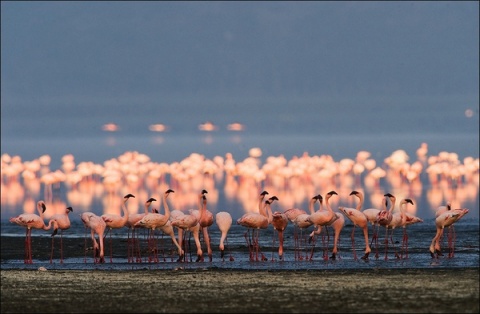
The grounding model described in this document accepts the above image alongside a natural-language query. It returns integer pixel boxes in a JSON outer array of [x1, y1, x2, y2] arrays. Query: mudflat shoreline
[[1, 268, 479, 313]]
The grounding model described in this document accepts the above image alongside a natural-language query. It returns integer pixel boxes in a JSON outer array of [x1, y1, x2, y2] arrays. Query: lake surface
[[1, 98, 478, 270]]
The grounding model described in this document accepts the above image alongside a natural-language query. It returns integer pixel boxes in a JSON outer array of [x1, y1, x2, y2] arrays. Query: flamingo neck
[[356, 193, 364, 212], [163, 195, 171, 221]]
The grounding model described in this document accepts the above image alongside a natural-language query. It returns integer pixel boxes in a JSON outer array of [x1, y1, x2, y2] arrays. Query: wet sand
[[1, 268, 479, 313]]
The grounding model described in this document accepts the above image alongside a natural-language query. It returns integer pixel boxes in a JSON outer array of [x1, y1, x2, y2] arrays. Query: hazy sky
[[1, 1, 479, 137]]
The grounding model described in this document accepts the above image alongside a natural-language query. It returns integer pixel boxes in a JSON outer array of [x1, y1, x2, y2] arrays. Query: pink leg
[[50, 236, 55, 264]]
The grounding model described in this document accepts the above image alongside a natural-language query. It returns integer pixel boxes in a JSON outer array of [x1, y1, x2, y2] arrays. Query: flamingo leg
[[109, 229, 113, 263], [271, 229, 277, 262], [402, 228, 408, 259], [351, 225, 357, 260], [83, 227, 88, 264], [244, 229, 254, 261], [309, 231, 317, 261], [323, 227, 330, 261], [60, 231, 64, 263], [361, 226, 370, 260], [384, 227, 389, 260], [50, 235, 55, 264]]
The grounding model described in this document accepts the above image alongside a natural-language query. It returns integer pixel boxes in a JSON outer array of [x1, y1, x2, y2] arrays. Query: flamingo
[[434, 203, 457, 251], [101, 193, 135, 263], [237, 194, 275, 261], [80, 212, 106, 264], [338, 190, 371, 260], [237, 190, 269, 260], [267, 196, 288, 261], [362, 200, 382, 256], [430, 207, 469, 258], [383, 198, 413, 259], [48, 206, 73, 264], [215, 210, 234, 261], [170, 205, 202, 262], [396, 198, 416, 259], [292, 196, 316, 260], [307, 191, 338, 260], [284, 203, 308, 259], [309, 193, 345, 260], [9, 200, 53, 264], [376, 192, 396, 260], [126, 197, 157, 263], [199, 190, 215, 262], [134, 189, 174, 263], [155, 192, 184, 262], [325, 200, 345, 260]]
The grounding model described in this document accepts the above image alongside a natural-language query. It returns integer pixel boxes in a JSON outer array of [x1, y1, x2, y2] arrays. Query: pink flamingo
[[267, 196, 288, 261], [102, 193, 135, 263], [80, 212, 106, 264], [309, 193, 345, 260], [326, 203, 345, 260], [376, 192, 396, 260], [430, 207, 469, 258], [48, 206, 73, 264], [126, 197, 157, 263], [363, 200, 383, 258], [307, 191, 338, 260], [384, 198, 414, 259], [434, 203, 458, 251], [237, 190, 269, 260], [237, 193, 274, 261], [215, 210, 234, 261], [170, 207, 201, 262], [199, 190, 214, 262], [338, 190, 371, 260], [292, 196, 316, 260], [396, 198, 416, 258], [9, 200, 53, 264], [134, 189, 174, 263], [172, 190, 206, 262]]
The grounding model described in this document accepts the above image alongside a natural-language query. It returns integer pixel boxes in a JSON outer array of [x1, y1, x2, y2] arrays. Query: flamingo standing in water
[[126, 197, 157, 263], [383, 198, 414, 259], [307, 191, 338, 260], [376, 193, 396, 260], [433, 203, 457, 255], [134, 189, 174, 263], [291, 196, 316, 260], [215, 210, 234, 261], [430, 207, 469, 258], [237, 193, 275, 261], [338, 190, 371, 260], [102, 193, 135, 263], [308, 193, 345, 260], [237, 190, 269, 261], [48, 206, 73, 264], [199, 190, 215, 262], [170, 206, 201, 262], [172, 190, 206, 262], [395, 198, 415, 259], [266, 196, 288, 261], [363, 199, 383, 259], [151, 191, 184, 262], [9, 200, 52, 264], [80, 212, 106, 264], [284, 199, 308, 260]]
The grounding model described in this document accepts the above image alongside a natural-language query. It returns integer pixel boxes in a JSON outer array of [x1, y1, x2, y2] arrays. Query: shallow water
[[1, 218, 478, 271]]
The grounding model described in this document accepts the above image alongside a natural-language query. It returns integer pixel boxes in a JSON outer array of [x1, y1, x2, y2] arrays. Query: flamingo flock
[[3, 143, 477, 264], [8, 189, 469, 264]]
